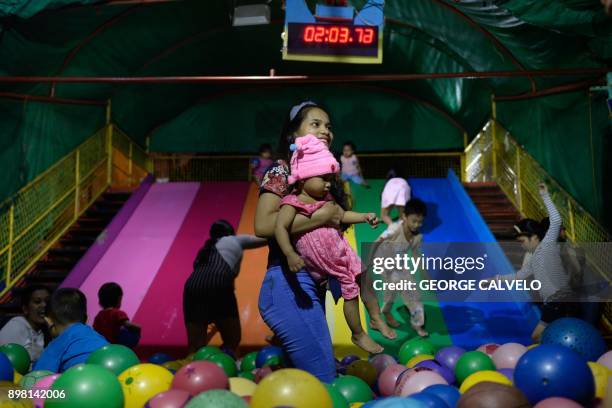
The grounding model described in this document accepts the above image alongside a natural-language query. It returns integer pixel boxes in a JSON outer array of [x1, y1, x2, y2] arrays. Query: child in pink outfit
[[275, 134, 386, 354]]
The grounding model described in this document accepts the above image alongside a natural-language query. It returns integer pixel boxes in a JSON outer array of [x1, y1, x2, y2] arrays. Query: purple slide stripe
[[79, 183, 200, 324]]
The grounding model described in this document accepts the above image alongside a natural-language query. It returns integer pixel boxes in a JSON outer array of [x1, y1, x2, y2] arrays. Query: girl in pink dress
[[275, 134, 385, 354]]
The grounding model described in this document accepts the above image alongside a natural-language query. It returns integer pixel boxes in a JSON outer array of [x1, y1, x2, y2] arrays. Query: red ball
[[171, 361, 229, 395]]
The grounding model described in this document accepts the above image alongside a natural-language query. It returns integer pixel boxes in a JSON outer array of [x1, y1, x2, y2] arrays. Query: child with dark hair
[[33, 288, 107, 372], [340, 141, 369, 188], [364, 198, 429, 337], [0, 284, 50, 362], [251, 143, 274, 186], [93, 282, 141, 344]]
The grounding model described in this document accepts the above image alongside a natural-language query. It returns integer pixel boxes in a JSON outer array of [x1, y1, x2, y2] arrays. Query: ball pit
[[118, 363, 173, 408], [251, 368, 333, 408], [541, 317, 606, 361], [0, 343, 31, 375]]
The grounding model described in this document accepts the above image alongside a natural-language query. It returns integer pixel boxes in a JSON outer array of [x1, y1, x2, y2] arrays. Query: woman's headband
[[289, 101, 317, 121]]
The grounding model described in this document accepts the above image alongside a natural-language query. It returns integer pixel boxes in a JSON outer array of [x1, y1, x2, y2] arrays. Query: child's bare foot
[[414, 327, 429, 337], [383, 312, 401, 328], [351, 332, 384, 354], [370, 317, 397, 339]]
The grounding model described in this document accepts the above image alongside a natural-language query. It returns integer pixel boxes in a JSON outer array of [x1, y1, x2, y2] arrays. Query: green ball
[[238, 371, 255, 381], [19, 370, 54, 388], [325, 383, 349, 408], [185, 389, 248, 408], [398, 338, 437, 365], [239, 352, 258, 372], [331, 375, 373, 404], [0, 343, 31, 375], [193, 346, 222, 361], [86, 344, 140, 376], [208, 353, 237, 377], [454, 351, 496, 384], [46, 364, 124, 408]]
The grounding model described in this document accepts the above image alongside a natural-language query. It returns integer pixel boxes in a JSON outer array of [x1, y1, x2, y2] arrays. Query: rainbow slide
[[69, 181, 271, 358]]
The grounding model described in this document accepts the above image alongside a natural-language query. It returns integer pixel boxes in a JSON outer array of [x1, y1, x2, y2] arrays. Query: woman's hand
[[288, 253, 306, 272]]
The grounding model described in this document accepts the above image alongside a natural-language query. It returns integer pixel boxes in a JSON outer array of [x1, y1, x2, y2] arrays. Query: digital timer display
[[286, 22, 379, 57]]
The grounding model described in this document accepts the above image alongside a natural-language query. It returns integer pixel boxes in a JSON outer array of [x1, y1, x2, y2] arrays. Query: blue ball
[[0, 353, 13, 382], [148, 352, 172, 365], [117, 326, 140, 348], [410, 393, 450, 408], [421, 384, 460, 408], [514, 344, 595, 405], [372, 397, 426, 407], [541, 317, 606, 361], [255, 346, 285, 368]]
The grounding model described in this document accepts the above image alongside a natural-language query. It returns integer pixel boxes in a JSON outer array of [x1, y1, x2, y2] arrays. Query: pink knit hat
[[287, 135, 339, 185]]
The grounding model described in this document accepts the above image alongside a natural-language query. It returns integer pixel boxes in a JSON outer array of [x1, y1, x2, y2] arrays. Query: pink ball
[[492, 343, 527, 370], [171, 361, 228, 395], [370, 354, 397, 376], [253, 365, 273, 384], [395, 370, 447, 397], [596, 350, 612, 370], [32, 374, 60, 408], [534, 397, 583, 408], [477, 343, 500, 357], [146, 389, 192, 408], [378, 364, 408, 397]]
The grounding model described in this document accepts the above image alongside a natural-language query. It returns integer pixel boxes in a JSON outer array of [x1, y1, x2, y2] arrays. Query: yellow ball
[[162, 361, 183, 372], [350, 404, 364, 408], [588, 361, 610, 399], [118, 363, 173, 408], [251, 368, 332, 408], [0, 381, 32, 407], [526, 344, 539, 350], [459, 370, 512, 393], [229, 377, 256, 397], [406, 354, 434, 368], [13, 370, 22, 385]]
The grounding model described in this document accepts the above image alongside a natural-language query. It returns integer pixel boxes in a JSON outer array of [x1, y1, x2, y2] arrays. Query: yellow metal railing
[[0, 124, 149, 297]]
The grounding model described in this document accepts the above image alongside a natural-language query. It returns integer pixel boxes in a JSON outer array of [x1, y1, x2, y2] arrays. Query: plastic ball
[[208, 353, 237, 377], [410, 392, 449, 408], [514, 344, 594, 405], [19, 370, 54, 389], [596, 350, 612, 370], [378, 364, 409, 397], [587, 361, 610, 400], [251, 368, 333, 408], [253, 365, 273, 384], [118, 363, 173, 408], [331, 375, 374, 404], [0, 344, 31, 375], [407, 354, 434, 368], [46, 364, 123, 408], [533, 397, 583, 408], [229, 377, 256, 397], [87, 344, 140, 375], [370, 397, 426, 407], [454, 351, 495, 384], [117, 326, 140, 348], [325, 383, 350, 408], [541, 317, 606, 361], [193, 346, 222, 361], [415, 360, 455, 384], [238, 371, 255, 381], [497, 368, 514, 382], [162, 361, 183, 372], [239, 351, 258, 372], [422, 384, 461, 408], [346, 360, 377, 387], [476, 343, 500, 357], [341, 355, 361, 366], [459, 370, 512, 393], [435, 346, 465, 371], [492, 343, 527, 370], [145, 389, 191, 408], [255, 346, 285, 368], [395, 370, 447, 397], [369, 354, 397, 376], [172, 361, 229, 395], [0, 381, 32, 407], [457, 381, 530, 408], [13, 370, 22, 385], [31, 373, 59, 407], [148, 353, 173, 365], [0, 353, 13, 382], [399, 339, 437, 365], [185, 389, 248, 408]]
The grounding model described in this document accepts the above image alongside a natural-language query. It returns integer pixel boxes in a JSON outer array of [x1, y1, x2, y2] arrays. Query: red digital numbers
[[302, 25, 375, 45]]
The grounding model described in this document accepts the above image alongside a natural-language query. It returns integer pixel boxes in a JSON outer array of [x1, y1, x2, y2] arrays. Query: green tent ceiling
[[0, 0, 610, 226]]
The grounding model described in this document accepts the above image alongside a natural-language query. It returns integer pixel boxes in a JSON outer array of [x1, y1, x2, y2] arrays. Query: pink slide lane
[[79, 183, 200, 325], [132, 182, 249, 358]]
